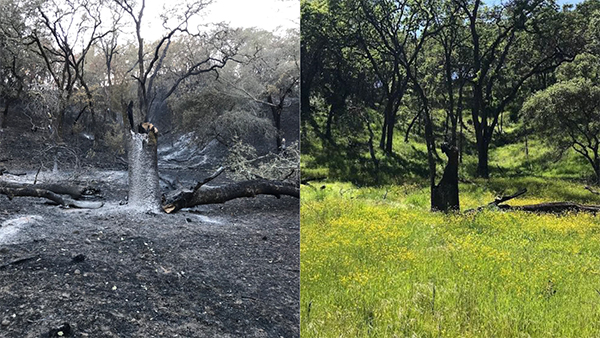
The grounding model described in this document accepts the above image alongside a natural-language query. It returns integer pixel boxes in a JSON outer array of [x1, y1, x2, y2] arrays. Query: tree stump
[[127, 130, 161, 212]]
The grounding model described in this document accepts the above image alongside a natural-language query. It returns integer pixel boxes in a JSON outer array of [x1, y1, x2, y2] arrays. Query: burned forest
[[0, 0, 299, 336]]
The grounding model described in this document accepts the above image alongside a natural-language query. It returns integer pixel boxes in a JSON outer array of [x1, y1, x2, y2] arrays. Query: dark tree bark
[[431, 144, 460, 212], [163, 180, 299, 214], [0, 182, 98, 200], [499, 202, 600, 213], [0, 185, 103, 209], [268, 95, 284, 151], [1, 100, 9, 129]]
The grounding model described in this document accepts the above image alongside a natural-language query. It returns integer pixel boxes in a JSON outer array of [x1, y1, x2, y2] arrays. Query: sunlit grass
[[301, 180, 600, 337]]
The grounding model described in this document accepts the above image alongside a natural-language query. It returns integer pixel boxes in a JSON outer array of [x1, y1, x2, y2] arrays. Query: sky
[[139, 0, 299, 39]]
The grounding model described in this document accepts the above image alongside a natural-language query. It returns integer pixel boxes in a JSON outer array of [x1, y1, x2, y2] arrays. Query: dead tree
[[114, 0, 240, 211], [431, 143, 460, 212], [28, 0, 112, 140]]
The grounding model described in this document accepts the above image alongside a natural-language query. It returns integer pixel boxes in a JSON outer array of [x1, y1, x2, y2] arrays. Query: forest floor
[[0, 126, 299, 337]]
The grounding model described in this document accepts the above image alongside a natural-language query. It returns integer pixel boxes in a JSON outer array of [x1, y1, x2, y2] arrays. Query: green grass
[[301, 180, 600, 337]]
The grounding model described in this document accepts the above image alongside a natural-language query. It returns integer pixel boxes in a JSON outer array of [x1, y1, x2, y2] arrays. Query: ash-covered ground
[[0, 124, 299, 337]]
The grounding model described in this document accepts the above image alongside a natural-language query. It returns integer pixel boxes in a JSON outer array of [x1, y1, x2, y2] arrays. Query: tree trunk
[[431, 144, 460, 212], [1, 100, 9, 129], [127, 130, 161, 212], [476, 139, 490, 178], [385, 111, 396, 154], [380, 105, 389, 150], [325, 107, 333, 141], [268, 96, 283, 152]]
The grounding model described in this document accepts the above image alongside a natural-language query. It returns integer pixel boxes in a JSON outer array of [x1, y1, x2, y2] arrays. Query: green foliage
[[522, 77, 600, 180]]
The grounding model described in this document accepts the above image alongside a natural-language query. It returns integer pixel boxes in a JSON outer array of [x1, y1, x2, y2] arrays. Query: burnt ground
[[0, 122, 299, 337]]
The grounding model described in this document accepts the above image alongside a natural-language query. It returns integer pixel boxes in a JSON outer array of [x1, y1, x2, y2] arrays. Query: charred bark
[[0, 182, 99, 200], [468, 189, 600, 213], [1, 100, 9, 129], [163, 180, 299, 214], [498, 202, 600, 213], [431, 143, 460, 212], [127, 128, 161, 212], [0, 185, 103, 209]]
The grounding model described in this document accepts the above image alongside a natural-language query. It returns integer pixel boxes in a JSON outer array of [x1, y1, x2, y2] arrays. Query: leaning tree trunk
[[127, 129, 161, 212], [431, 143, 460, 212]]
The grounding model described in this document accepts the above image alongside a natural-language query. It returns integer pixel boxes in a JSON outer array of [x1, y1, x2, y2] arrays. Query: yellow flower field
[[301, 180, 600, 337]]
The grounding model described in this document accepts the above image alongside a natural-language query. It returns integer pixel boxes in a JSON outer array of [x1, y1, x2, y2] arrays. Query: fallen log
[[497, 202, 600, 213], [0, 186, 103, 209], [468, 188, 600, 214], [0, 182, 99, 199], [163, 179, 299, 214]]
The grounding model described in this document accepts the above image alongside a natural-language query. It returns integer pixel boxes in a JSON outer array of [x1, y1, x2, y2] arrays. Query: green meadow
[[301, 178, 600, 337], [301, 135, 600, 337]]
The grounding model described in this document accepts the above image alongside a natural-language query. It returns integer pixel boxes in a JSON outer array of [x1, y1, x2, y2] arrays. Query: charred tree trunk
[[268, 95, 283, 152], [127, 128, 161, 212], [431, 143, 460, 212], [1, 100, 10, 129]]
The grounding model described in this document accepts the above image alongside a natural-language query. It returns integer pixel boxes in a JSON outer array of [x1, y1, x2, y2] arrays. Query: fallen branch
[[490, 188, 527, 206], [467, 188, 600, 214], [301, 175, 328, 185], [163, 179, 299, 214], [585, 186, 600, 195], [497, 202, 600, 213], [0, 182, 99, 199], [466, 188, 528, 212], [0, 168, 26, 176], [0, 186, 103, 209], [0, 255, 39, 270], [192, 166, 225, 190]]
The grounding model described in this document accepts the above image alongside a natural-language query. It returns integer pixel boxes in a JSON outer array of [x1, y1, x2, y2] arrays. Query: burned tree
[[113, 0, 241, 211], [27, 0, 112, 141]]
